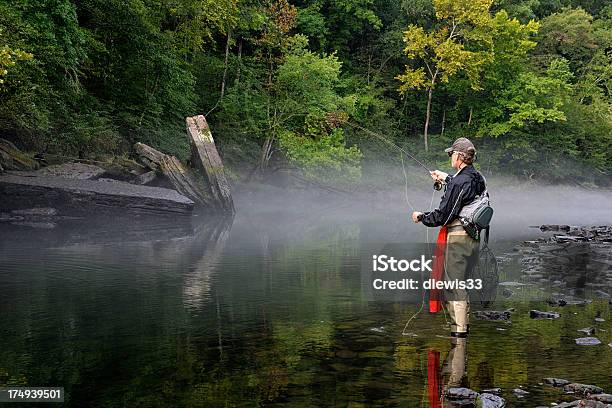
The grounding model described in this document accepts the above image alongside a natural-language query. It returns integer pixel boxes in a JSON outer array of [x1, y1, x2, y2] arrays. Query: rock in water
[[477, 393, 506, 408], [577, 327, 595, 336], [512, 388, 529, 397], [473, 310, 512, 321], [482, 388, 502, 395], [563, 383, 604, 395], [530, 310, 560, 319], [555, 400, 609, 408], [0, 173, 194, 216], [590, 394, 612, 404], [544, 377, 571, 387], [574, 337, 602, 346], [445, 387, 479, 400]]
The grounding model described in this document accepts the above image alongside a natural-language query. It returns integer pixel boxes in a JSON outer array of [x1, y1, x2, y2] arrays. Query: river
[[1, 183, 610, 406]]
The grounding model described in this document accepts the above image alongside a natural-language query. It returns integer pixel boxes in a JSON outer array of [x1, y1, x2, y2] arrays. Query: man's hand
[[430, 170, 448, 182], [412, 211, 423, 223]]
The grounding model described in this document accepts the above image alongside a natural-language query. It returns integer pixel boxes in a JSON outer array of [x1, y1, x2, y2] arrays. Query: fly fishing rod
[[345, 122, 445, 191]]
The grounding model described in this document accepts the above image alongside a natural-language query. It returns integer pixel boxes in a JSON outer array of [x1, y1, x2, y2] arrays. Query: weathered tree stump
[[134, 142, 213, 208], [186, 115, 234, 213]]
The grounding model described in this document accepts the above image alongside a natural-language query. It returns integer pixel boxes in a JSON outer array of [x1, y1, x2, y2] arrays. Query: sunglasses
[[447, 151, 454, 157]]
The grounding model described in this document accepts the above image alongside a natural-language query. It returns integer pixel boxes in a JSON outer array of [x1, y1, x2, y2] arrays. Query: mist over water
[[1, 173, 610, 406]]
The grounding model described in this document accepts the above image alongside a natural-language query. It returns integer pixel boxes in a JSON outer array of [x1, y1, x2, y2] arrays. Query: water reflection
[[0, 202, 610, 407]]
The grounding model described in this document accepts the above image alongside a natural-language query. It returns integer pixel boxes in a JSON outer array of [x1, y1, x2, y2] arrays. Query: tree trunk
[[235, 38, 242, 85], [441, 110, 446, 137], [259, 136, 273, 171], [220, 30, 232, 99], [424, 87, 433, 152]]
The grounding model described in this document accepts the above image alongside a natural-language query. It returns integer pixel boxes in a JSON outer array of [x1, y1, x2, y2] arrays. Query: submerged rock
[[474, 310, 512, 321], [590, 394, 612, 404], [577, 327, 595, 336], [482, 388, 502, 395], [563, 383, 604, 395], [575, 337, 602, 346], [544, 377, 571, 387], [512, 388, 529, 397], [555, 400, 609, 408], [445, 387, 478, 400], [530, 310, 560, 319], [476, 393, 506, 408]]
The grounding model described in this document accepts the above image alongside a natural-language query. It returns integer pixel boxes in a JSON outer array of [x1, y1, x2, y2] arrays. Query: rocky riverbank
[[0, 115, 234, 224]]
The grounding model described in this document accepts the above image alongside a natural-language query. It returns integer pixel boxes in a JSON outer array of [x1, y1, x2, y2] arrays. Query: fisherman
[[411, 137, 486, 338]]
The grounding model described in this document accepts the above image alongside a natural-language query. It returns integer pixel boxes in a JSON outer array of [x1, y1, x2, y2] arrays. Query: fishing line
[[401, 188, 437, 336], [346, 121, 434, 174], [344, 121, 450, 335]]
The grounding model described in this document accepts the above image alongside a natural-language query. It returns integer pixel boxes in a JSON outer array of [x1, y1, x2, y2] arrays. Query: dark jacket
[[421, 165, 486, 227]]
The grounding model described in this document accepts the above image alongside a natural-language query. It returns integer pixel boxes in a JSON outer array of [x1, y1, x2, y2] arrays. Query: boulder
[[563, 383, 604, 395], [476, 393, 506, 408], [544, 378, 571, 387], [34, 162, 106, 180], [530, 310, 560, 319], [574, 337, 602, 346], [445, 387, 478, 400]]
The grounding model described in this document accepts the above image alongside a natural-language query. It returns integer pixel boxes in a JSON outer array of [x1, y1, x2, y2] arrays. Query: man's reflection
[[427, 337, 469, 407]]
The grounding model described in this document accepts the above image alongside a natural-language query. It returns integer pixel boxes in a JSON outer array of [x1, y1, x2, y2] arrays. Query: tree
[[534, 7, 598, 72], [396, 0, 494, 151], [0, 35, 31, 88]]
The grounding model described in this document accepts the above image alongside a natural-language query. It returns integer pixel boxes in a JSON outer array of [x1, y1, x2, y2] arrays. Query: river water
[[1, 184, 610, 407]]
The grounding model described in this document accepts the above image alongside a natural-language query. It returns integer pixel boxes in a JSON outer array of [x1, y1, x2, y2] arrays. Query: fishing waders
[[444, 220, 480, 337]]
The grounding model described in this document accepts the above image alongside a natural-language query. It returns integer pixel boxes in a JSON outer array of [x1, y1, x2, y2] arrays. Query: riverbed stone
[[482, 388, 502, 395], [563, 383, 604, 395], [577, 327, 595, 336], [589, 394, 612, 404], [544, 377, 571, 387], [445, 387, 478, 400], [530, 310, 560, 319], [512, 388, 529, 397], [473, 310, 512, 321], [476, 393, 506, 408], [575, 337, 602, 346], [555, 400, 609, 408]]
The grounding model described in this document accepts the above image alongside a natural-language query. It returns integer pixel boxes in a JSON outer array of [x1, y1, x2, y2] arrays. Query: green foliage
[[278, 127, 362, 182], [0, 0, 609, 183], [534, 7, 598, 71], [0, 37, 31, 87], [397, 0, 495, 94]]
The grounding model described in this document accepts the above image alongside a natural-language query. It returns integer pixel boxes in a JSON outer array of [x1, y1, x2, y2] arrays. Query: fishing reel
[[433, 180, 444, 191]]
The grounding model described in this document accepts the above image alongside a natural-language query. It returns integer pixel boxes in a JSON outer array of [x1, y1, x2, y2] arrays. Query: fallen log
[[134, 142, 213, 207], [186, 115, 234, 213], [0, 173, 194, 216]]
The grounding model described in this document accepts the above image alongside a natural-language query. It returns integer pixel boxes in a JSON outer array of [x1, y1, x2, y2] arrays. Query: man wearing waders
[[411, 137, 486, 338]]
